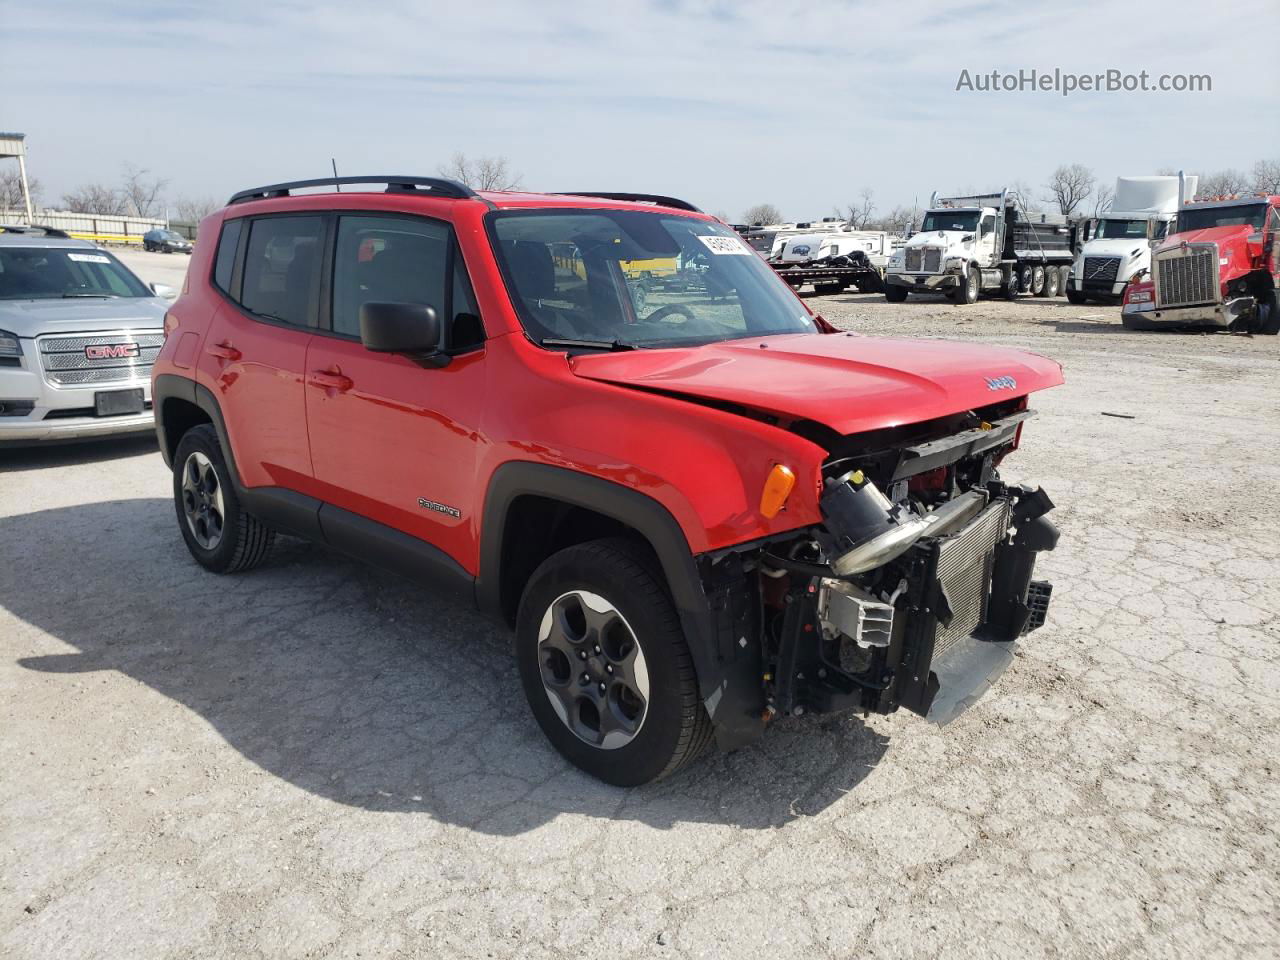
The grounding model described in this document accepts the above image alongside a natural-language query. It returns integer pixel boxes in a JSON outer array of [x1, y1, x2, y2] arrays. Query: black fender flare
[[476, 461, 734, 726]]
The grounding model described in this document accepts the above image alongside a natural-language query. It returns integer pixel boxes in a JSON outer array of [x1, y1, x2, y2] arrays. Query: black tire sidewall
[[516, 543, 696, 786], [172, 425, 246, 572]]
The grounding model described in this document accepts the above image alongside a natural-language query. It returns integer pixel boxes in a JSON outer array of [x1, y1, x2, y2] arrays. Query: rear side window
[[239, 216, 324, 326], [213, 219, 242, 292], [332, 215, 449, 338]]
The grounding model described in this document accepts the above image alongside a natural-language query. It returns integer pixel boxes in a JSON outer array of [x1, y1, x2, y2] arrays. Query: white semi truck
[[1065, 175, 1198, 304], [884, 190, 1077, 304]]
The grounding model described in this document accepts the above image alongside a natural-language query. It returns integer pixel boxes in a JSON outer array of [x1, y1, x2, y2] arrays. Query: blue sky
[[3, 0, 1277, 220]]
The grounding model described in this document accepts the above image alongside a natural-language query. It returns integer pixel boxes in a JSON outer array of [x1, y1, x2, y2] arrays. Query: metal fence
[[0, 207, 192, 245]]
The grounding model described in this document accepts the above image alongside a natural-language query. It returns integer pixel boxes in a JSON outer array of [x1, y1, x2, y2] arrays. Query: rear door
[[303, 212, 487, 570], [197, 213, 323, 491]]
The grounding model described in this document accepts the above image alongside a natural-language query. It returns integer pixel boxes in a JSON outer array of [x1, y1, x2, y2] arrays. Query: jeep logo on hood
[[985, 375, 1017, 390]]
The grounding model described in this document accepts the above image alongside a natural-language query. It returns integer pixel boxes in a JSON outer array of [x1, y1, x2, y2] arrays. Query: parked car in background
[[153, 176, 1063, 785], [0, 225, 173, 443], [143, 228, 193, 254]]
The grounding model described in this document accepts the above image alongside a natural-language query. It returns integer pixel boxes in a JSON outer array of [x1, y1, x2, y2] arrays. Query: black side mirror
[[359, 302, 447, 366]]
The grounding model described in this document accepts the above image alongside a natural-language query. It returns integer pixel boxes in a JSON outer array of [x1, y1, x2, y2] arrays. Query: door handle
[[206, 341, 241, 361], [309, 368, 353, 392]]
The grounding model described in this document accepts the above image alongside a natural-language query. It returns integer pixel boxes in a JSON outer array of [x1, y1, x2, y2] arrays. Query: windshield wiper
[[541, 337, 636, 352], [62, 292, 122, 298]]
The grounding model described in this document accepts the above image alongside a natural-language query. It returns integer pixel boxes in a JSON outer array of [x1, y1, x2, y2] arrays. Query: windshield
[[920, 211, 979, 232], [1177, 203, 1267, 232], [1095, 218, 1149, 239], [490, 210, 817, 349], [0, 246, 152, 300]]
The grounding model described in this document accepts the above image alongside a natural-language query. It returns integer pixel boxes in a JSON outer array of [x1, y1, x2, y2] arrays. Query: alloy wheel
[[181, 451, 225, 550], [537, 590, 650, 749]]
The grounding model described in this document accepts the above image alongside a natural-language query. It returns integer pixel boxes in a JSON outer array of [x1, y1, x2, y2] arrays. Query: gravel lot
[[2, 257, 1278, 959]]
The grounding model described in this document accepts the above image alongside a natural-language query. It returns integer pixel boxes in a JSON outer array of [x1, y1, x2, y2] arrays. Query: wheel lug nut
[[580, 673, 590, 684], [599, 682, 606, 693], [578, 650, 587, 660], [593, 645, 602, 654], [606, 664, 614, 674]]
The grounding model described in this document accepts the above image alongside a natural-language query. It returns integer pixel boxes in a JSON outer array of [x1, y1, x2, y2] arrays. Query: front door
[[304, 213, 487, 571]]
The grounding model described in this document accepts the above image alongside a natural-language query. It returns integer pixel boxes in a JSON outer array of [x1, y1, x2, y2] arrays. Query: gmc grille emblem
[[85, 343, 139, 360]]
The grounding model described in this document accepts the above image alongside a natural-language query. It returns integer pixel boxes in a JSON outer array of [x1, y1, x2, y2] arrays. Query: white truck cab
[[1066, 175, 1198, 304]]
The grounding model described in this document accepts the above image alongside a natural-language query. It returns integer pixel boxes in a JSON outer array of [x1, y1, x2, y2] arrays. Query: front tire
[[172, 424, 274, 573], [885, 285, 908, 303], [960, 266, 980, 304], [516, 538, 712, 786], [1066, 288, 1088, 305]]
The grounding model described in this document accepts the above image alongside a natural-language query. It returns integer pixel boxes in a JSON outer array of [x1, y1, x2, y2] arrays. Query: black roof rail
[[559, 192, 702, 213], [0, 224, 72, 238], [227, 175, 478, 206]]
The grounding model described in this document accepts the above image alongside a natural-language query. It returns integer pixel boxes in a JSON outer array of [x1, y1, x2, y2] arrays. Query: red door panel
[[303, 338, 487, 571], [197, 303, 314, 490]]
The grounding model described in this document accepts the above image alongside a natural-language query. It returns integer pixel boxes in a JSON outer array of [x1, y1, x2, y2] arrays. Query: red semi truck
[[1122, 191, 1280, 334]]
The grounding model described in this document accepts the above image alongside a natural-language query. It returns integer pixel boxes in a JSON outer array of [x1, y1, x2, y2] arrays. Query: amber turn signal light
[[759, 464, 796, 518]]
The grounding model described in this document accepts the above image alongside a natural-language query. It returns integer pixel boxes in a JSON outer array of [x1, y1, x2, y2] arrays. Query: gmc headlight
[[0, 329, 21, 358]]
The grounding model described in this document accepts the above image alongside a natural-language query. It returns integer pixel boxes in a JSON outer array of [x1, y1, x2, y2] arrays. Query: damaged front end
[[699, 401, 1058, 748]]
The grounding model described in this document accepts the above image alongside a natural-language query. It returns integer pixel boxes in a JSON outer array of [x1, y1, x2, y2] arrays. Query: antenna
[[331, 158, 341, 192]]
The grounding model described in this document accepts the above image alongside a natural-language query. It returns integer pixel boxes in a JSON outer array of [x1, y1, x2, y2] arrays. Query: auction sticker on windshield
[[697, 234, 752, 255], [67, 253, 112, 264]]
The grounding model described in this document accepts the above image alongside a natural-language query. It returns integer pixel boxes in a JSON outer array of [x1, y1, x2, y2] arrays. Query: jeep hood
[[0, 297, 168, 338], [568, 333, 1064, 436]]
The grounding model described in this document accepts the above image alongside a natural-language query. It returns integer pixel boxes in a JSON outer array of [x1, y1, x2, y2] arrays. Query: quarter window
[[213, 218, 242, 292], [239, 216, 324, 326]]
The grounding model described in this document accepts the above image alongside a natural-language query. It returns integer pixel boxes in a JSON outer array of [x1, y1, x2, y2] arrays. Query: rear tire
[[885, 285, 908, 303], [814, 282, 843, 295], [172, 424, 274, 574], [1031, 265, 1046, 296], [1041, 266, 1060, 298], [516, 538, 712, 786]]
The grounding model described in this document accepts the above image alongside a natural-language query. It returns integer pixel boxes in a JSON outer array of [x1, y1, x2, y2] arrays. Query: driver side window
[[979, 214, 996, 238]]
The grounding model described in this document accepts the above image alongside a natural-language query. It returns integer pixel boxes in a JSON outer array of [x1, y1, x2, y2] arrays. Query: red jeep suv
[[153, 176, 1064, 785]]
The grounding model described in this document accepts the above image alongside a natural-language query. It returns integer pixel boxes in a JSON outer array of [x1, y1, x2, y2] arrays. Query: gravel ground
[[2, 272, 1278, 959]]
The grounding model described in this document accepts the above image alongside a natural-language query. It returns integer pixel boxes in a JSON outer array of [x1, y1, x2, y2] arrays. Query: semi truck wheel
[[1001, 279, 1019, 300], [814, 282, 843, 295], [1020, 266, 1034, 293], [1031, 266, 1045, 296], [959, 266, 979, 304], [1042, 267, 1060, 298], [885, 286, 908, 303], [1058, 266, 1071, 294], [1066, 288, 1088, 305], [1258, 291, 1279, 335], [516, 538, 713, 786]]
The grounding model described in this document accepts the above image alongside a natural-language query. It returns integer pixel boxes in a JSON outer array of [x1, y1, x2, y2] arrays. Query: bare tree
[[1198, 168, 1250, 198], [1092, 185, 1114, 216], [842, 188, 876, 229], [62, 183, 128, 215], [1008, 180, 1043, 214], [174, 196, 221, 223], [741, 203, 783, 226], [1251, 159, 1280, 195], [1046, 164, 1096, 215], [0, 169, 41, 212], [120, 164, 169, 218], [873, 205, 921, 235], [439, 153, 522, 191]]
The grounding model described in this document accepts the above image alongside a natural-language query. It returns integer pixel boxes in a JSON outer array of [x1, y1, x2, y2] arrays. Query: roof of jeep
[[223, 177, 708, 218]]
